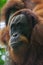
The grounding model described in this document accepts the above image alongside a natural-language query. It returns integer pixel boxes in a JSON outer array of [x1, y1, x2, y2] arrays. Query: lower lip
[[11, 41, 24, 48]]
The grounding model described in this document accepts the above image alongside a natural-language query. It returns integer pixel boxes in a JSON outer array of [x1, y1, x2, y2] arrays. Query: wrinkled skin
[[1, 0, 43, 65], [5, 9, 39, 65], [1, 8, 43, 65]]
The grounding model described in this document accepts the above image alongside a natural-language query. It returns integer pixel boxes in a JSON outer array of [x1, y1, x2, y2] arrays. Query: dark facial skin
[[3, 9, 39, 64], [8, 11, 38, 54], [9, 14, 30, 52]]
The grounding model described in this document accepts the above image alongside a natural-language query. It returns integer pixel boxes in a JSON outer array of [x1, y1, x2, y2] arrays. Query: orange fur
[[31, 0, 43, 3], [32, 0, 43, 22], [1, 26, 10, 44], [1, 0, 24, 21]]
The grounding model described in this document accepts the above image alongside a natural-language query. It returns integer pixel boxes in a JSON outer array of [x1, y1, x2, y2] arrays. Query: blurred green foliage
[[0, 0, 7, 9], [0, 48, 6, 65]]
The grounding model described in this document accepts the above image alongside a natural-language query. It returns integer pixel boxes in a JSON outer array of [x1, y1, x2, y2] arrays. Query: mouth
[[9, 35, 29, 48], [11, 41, 24, 49]]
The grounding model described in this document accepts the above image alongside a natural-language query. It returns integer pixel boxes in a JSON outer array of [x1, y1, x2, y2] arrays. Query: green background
[[0, 0, 7, 9], [0, 0, 7, 64], [0, 48, 6, 65]]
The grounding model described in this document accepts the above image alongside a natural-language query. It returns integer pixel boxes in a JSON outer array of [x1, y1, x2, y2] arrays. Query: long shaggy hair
[[32, 0, 43, 21]]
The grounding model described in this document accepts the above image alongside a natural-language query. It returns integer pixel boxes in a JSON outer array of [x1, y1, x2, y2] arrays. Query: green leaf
[[0, 0, 7, 9]]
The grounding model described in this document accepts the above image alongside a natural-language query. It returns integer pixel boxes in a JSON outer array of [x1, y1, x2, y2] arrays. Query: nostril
[[13, 33, 17, 37], [13, 32, 20, 38]]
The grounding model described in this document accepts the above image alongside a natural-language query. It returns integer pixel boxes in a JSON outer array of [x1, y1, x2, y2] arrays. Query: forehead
[[8, 14, 28, 26]]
